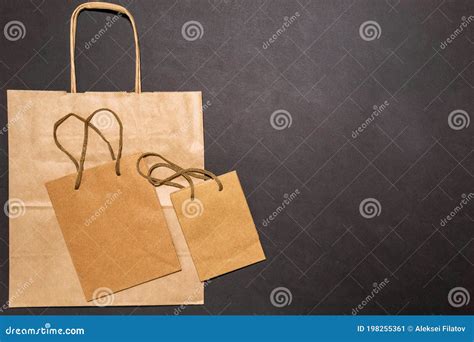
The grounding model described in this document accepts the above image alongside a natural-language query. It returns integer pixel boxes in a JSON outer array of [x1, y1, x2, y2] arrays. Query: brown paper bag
[[137, 154, 266, 281], [46, 111, 180, 301], [7, 2, 203, 307]]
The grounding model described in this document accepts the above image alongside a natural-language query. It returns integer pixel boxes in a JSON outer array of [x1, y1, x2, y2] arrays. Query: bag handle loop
[[53, 112, 116, 172], [136, 153, 223, 200], [53, 108, 123, 190], [70, 2, 141, 93]]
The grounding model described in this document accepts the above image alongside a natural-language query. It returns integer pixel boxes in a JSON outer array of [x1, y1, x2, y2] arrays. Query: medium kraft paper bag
[[7, 2, 203, 307], [137, 154, 266, 281], [46, 110, 181, 301]]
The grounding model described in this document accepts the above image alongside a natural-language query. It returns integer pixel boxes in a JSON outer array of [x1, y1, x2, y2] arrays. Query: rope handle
[[136, 153, 223, 200], [53, 108, 123, 189]]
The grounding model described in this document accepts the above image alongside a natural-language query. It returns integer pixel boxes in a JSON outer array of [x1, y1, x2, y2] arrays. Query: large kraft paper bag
[[6, 2, 203, 307]]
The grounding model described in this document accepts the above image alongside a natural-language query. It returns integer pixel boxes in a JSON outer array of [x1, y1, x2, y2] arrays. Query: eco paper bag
[[137, 153, 266, 281], [46, 110, 180, 301], [7, 2, 203, 307]]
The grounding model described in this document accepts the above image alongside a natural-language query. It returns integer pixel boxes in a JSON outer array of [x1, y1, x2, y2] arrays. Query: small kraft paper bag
[[45, 110, 180, 301], [137, 153, 266, 281]]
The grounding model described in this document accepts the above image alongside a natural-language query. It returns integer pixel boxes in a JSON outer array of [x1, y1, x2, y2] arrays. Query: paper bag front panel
[[46, 154, 181, 301], [171, 171, 266, 281]]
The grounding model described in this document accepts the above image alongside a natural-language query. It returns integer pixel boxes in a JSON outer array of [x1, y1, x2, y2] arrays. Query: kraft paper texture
[[7, 90, 204, 307], [170, 171, 266, 281], [46, 153, 181, 301]]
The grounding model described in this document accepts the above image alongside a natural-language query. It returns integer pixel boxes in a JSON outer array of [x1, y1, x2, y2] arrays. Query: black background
[[0, 0, 473, 315]]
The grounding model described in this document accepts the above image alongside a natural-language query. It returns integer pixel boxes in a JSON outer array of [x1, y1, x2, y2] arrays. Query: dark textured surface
[[0, 0, 473, 315]]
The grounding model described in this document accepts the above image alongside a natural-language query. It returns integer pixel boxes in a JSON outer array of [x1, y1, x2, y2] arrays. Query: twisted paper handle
[[53, 108, 123, 189], [70, 2, 141, 93], [136, 153, 223, 199]]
